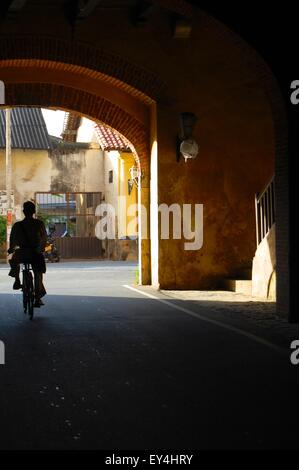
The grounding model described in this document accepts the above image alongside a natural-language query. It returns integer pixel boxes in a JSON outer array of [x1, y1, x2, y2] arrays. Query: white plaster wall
[[0, 148, 120, 225], [84, 148, 105, 192], [103, 150, 119, 216], [0, 148, 51, 220], [252, 224, 276, 299]]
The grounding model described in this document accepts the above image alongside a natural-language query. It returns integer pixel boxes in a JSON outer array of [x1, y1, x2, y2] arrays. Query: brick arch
[[0, 36, 165, 103], [0, 59, 151, 126], [4, 82, 150, 173]]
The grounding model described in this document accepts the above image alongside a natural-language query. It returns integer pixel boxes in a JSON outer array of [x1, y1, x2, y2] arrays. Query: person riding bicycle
[[8, 201, 47, 308]]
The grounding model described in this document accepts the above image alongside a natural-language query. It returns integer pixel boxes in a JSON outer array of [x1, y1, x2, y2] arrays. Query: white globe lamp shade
[[180, 139, 199, 162]]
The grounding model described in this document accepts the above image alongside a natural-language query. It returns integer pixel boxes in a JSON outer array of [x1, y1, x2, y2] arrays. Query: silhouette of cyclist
[[8, 201, 47, 308]]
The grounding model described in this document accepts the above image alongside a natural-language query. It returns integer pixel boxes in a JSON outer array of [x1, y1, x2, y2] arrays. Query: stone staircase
[[223, 268, 252, 296], [222, 175, 275, 299], [223, 279, 252, 295]]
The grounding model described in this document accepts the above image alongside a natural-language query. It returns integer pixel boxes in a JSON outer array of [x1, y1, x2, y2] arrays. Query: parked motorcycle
[[44, 237, 60, 263]]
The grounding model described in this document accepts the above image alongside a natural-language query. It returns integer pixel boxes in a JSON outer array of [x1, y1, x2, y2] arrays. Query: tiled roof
[[95, 124, 131, 152], [0, 107, 52, 150]]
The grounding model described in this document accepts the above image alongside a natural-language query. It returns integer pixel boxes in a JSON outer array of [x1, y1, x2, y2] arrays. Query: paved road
[[0, 261, 298, 450]]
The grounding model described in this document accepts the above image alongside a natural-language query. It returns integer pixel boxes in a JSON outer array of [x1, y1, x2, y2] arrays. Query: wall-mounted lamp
[[128, 166, 143, 195], [176, 112, 199, 162]]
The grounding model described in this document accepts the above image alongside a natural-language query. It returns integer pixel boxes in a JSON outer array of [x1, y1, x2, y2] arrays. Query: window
[[109, 170, 113, 183]]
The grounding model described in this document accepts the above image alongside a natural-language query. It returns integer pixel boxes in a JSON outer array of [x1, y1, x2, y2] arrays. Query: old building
[[0, 107, 52, 219], [0, 107, 138, 260]]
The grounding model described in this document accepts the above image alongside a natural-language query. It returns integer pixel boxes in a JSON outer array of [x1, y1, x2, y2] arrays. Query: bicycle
[[22, 262, 35, 320]]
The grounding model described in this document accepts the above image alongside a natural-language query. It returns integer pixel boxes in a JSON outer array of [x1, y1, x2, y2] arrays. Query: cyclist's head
[[23, 201, 36, 217]]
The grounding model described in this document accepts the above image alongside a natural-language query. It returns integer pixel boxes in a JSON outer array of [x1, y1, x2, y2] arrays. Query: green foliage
[[36, 213, 51, 228], [0, 215, 7, 245], [135, 266, 139, 285], [68, 220, 76, 237]]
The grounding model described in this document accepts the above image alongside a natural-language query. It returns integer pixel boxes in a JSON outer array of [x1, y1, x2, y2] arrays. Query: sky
[[41, 109, 95, 142], [41, 109, 65, 138]]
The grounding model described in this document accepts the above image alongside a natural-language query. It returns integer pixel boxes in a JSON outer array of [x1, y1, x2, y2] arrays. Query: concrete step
[[223, 279, 252, 296]]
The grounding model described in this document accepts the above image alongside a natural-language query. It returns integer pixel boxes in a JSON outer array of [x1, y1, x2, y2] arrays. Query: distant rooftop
[[0, 107, 52, 150], [94, 124, 131, 152], [61, 111, 132, 152]]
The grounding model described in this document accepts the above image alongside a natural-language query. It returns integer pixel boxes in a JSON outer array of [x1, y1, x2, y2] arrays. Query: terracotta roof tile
[[94, 124, 131, 152]]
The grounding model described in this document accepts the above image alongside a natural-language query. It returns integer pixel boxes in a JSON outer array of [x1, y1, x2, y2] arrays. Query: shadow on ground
[[0, 292, 299, 450]]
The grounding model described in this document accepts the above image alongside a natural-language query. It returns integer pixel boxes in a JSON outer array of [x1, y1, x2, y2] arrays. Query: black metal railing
[[255, 176, 275, 246]]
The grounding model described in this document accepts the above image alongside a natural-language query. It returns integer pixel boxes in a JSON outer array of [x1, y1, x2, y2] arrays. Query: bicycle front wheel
[[27, 272, 35, 320], [22, 271, 28, 314]]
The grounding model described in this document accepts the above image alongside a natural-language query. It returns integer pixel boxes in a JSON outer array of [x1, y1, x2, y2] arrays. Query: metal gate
[[35, 192, 103, 259], [55, 236, 102, 259]]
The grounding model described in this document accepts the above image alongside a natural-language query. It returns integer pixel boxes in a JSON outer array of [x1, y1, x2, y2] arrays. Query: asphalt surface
[[0, 261, 298, 450]]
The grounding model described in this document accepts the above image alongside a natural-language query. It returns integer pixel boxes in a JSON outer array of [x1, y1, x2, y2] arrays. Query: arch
[[0, 36, 165, 102], [4, 82, 150, 173], [0, 52, 156, 286]]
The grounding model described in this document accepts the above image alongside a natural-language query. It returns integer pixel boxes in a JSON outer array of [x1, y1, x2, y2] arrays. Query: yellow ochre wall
[[118, 152, 138, 239]]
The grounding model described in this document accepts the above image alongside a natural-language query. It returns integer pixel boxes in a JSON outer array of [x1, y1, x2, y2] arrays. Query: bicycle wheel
[[22, 276, 28, 314], [22, 272, 28, 314], [27, 272, 35, 320]]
